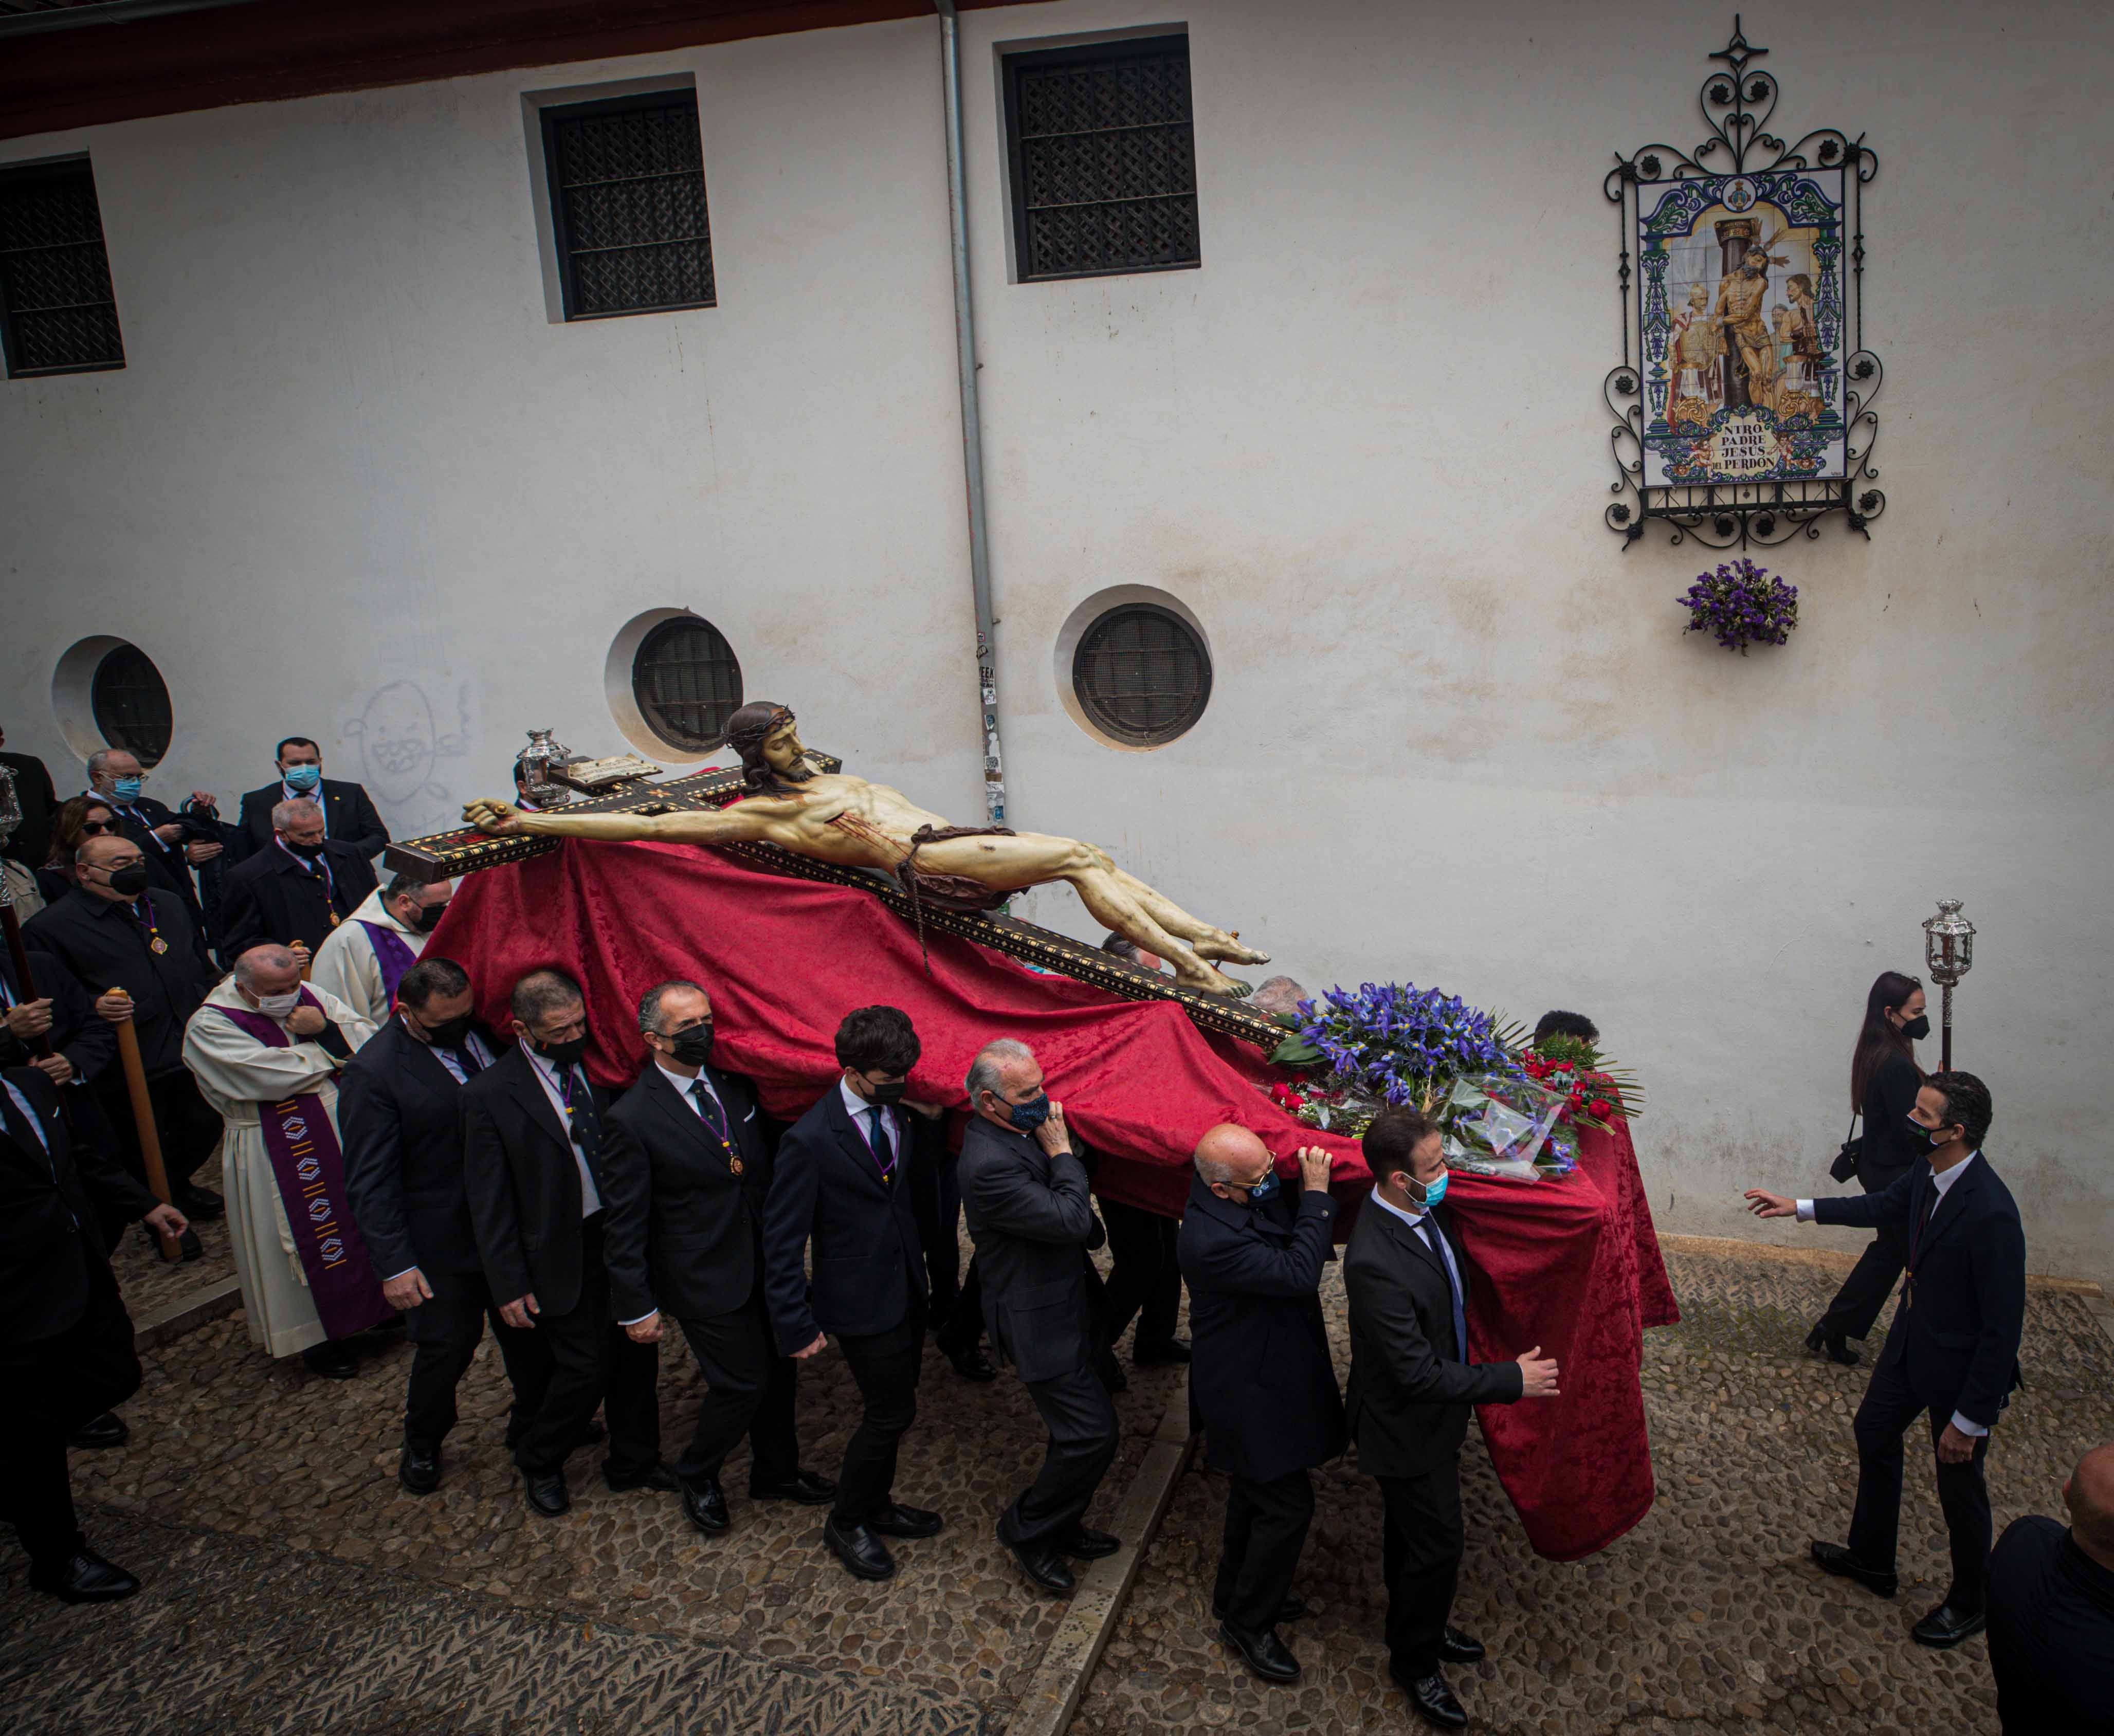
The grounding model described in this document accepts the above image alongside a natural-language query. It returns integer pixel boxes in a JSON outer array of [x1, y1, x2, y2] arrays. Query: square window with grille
[[0, 157, 125, 379], [1003, 33, 1200, 284], [541, 90, 715, 321]]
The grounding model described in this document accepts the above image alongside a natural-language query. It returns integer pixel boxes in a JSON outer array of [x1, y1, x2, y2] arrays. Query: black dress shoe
[[1811, 1539, 1898, 1598], [398, 1444, 441, 1495], [1133, 1338, 1191, 1366], [606, 1462, 680, 1494], [868, 1503, 943, 1539], [522, 1469, 570, 1518], [1219, 1619, 1301, 1684], [1005, 1537, 1076, 1594], [823, 1517, 896, 1581], [1439, 1624, 1485, 1664], [1213, 1593, 1312, 1624], [29, 1547, 139, 1605], [749, 1469, 837, 1505], [68, 1411, 128, 1450], [174, 1182, 225, 1220], [682, 1475, 731, 1534], [301, 1341, 357, 1380], [1911, 1601, 1987, 1649], [1396, 1669, 1468, 1730], [1805, 1323, 1860, 1366], [947, 1345, 998, 1382], [1064, 1525, 1121, 1560], [177, 1227, 204, 1262]]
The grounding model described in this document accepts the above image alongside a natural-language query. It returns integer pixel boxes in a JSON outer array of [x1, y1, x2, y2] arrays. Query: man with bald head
[[1178, 1124, 1344, 1685], [184, 944, 387, 1378], [1987, 1443, 2114, 1733]]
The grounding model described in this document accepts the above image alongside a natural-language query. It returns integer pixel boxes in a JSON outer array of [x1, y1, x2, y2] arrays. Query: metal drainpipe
[[935, 0, 1006, 824]]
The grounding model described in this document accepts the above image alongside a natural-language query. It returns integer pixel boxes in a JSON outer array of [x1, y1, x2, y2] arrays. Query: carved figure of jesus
[[464, 703, 1270, 997]]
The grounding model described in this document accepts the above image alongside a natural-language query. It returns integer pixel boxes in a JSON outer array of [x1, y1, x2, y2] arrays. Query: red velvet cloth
[[429, 839, 1674, 1559]]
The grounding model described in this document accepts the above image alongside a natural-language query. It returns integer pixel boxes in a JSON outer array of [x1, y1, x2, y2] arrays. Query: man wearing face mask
[[1345, 1108, 1560, 1730], [309, 874, 453, 1026], [215, 798, 379, 966], [762, 1006, 945, 1583], [340, 957, 548, 1492], [957, 1037, 1122, 1597], [82, 748, 217, 938], [603, 981, 836, 1540], [461, 968, 670, 1518], [229, 738, 390, 865], [24, 833, 224, 1231], [184, 944, 388, 1379], [1178, 1125, 1345, 1685], [1745, 1070, 2023, 1651]]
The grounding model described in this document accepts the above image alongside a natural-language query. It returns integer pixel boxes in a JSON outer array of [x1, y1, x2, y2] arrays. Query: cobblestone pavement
[[107, 1147, 235, 1318], [1072, 1245, 2114, 1736]]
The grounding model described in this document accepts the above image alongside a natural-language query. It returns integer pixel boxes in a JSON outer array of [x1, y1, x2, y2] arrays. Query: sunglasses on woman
[[78, 819, 121, 836]]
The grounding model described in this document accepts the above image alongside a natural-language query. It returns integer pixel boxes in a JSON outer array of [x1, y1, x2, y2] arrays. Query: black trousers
[[1100, 1198, 1181, 1353], [513, 1216, 660, 1479], [403, 1267, 552, 1456], [673, 1286, 799, 1489], [1378, 1457, 1466, 1680], [935, 1256, 984, 1355], [1818, 1168, 1912, 1342], [1214, 1467, 1315, 1631], [1847, 1350, 1994, 1609], [1000, 1362, 1121, 1548], [96, 1067, 218, 1221], [831, 1296, 926, 1525], [910, 1150, 964, 1330]]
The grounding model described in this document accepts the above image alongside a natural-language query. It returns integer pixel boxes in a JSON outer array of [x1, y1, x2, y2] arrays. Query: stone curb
[[132, 1274, 243, 1353], [1007, 1375, 1196, 1736], [1660, 1233, 2104, 1297]]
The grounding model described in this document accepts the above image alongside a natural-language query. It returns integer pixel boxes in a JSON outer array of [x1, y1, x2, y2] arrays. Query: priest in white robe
[[308, 873, 452, 1026], [183, 944, 386, 1377]]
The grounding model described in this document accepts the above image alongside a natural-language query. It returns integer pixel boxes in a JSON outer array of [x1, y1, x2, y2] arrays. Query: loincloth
[[896, 824, 1017, 913]]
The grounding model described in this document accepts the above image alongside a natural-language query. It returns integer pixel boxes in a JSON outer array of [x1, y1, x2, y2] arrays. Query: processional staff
[[1921, 898, 1976, 1073]]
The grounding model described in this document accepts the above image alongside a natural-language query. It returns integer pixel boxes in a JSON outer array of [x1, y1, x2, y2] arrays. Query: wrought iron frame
[[1603, 17, 1883, 550]]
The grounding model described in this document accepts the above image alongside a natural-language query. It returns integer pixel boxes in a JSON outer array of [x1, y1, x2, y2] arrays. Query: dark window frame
[[1071, 601, 1212, 747], [1001, 31, 1201, 286], [90, 642, 172, 767], [631, 614, 744, 753], [540, 88, 715, 323], [0, 154, 125, 380]]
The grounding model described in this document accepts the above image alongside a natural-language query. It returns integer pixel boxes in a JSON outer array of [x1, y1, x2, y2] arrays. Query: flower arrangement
[[1678, 557, 1798, 655], [1269, 981, 1523, 1108], [1521, 1032, 1645, 1134]]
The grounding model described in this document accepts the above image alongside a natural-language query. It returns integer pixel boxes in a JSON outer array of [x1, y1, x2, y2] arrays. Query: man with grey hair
[[215, 796, 378, 965], [957, 1038, 1121, 1596], [82, 746, 217, 936]]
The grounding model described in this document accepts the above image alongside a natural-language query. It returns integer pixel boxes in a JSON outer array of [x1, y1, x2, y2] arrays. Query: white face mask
[[255, 990, 301, 1018]]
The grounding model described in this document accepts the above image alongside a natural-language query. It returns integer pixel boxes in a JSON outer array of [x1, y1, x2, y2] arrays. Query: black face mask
[[418, 1012, 473, 1049], [534, 1033, 589, 1068], [283, 837, 326, 860], [1905, 1119, 1954, 1156], [1899, 1013, 1931, 1041], [667, 1022, 715, 1068], [863, 1075, 908, 1105], [411, 903, 448, 933], [104, 863, 151, 898]]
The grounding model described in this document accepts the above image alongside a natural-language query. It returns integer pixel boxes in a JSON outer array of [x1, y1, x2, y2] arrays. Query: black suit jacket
[[761, 1086, 927, 1355], [1987, 1514, 2114, 1736], [461, 1045, 616, 1318], [1813, 1153, 2025, 1426], [97, 792, 205, 926], [231, 778, 390, 863], [22, 888, 217, 1076], [1343, 1197, 1525, 1478], [1178, 1174, 1347, 1484], [340, 1016, 505, 1280], [0, 944, 117, 1088], [956, 1114, 1103, 1384], [215, 837, 378, 962], [0, 1066, 156, 1345], [603, 1061, 776, 1323], [1854, 1052, 1925, 1189], [0, 749, 58, 868]]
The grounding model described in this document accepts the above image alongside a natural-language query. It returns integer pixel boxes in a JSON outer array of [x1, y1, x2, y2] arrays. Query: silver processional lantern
[[1921, 897, 1976, 1072]]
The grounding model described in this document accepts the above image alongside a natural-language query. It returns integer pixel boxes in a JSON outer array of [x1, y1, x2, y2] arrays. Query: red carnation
[[1589, 1098, 1612, 1119]]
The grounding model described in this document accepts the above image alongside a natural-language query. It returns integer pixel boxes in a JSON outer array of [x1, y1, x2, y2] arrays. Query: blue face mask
[[1007, 1093, 1052, 1132], [111, 775, 143, 802], [282, 763, 322, 791], [1412, 1171, 1449, 1209], [1245, 1172, 1280, 1204]]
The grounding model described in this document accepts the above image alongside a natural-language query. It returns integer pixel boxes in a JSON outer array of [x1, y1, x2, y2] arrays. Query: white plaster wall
[[2, 0, 2108, 1282]]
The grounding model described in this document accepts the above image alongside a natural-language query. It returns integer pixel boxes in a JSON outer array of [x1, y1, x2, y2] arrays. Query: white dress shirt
[[4, 1079, 51, 1162], [524, 1046, 602, 1218]]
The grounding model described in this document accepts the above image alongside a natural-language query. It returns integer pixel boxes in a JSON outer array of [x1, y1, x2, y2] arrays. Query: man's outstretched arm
[[462, 797, 789, 847]]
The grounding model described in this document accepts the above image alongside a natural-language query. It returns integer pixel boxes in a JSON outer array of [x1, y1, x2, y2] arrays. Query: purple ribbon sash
[[217, 992, 390, 1340], [354, 920, 417, 1008]]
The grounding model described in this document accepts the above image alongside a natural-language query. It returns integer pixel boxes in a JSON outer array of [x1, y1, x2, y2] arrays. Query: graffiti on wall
[[341, 680, 473, 841]]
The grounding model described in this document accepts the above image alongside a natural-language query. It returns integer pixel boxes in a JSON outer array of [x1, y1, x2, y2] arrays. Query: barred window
[[632, 615, 743, 753], [542, 91, 715, 321], [1003, 34, 1200, 284], [0, 157, 124, 378], [1072, 604, 1210, 747], [91, 643, 172, 767]]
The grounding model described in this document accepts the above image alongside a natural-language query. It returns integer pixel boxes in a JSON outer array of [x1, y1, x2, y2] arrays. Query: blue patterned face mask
[[1246, 1172, 1279, 1204], [1007, 1093, 1051, 1131]]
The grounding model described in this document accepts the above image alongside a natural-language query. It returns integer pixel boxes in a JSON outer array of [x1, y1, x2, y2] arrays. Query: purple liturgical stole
[[216, 990, 391, 1341], [354, 919, 418, 1009]]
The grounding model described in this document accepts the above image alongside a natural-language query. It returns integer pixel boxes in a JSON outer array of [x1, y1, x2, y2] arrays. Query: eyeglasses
[[78, 818, 120, 835]]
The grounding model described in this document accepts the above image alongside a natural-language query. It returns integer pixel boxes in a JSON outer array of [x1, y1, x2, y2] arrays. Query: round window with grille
[[631, 615, 744, 752], [90, 643, 172, 767], [1071, 604, 1211, 747]]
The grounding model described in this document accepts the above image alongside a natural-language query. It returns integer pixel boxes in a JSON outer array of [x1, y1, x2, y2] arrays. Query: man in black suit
[[1987, 1442, 2114, 1734], [229, 737, 390, 864], [461, 967, 668, 1517], [24, 832, 224, 1227], [1746, 1069, 2023, 1649], [762, 1005, 944, 1583], [957, 1037, 1121, 1597], [1179, 1124, 1346, 1685], [0, 724, 58, 870], [340, 955, 548, 1495], [1345, 1108, 1561, 1730], [215, 797, 379, 964], [83, 747, 220, 935], [2, 1064, 189, 1602], [604, 980, 835, 1538]]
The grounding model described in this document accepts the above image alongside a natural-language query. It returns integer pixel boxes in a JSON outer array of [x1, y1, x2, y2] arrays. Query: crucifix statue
[[464, 702, 1271, 998]]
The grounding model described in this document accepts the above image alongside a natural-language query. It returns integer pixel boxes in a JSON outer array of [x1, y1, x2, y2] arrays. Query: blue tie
[[1422, 1218, 1469, 1362], [866, 1106, 897, 1181]]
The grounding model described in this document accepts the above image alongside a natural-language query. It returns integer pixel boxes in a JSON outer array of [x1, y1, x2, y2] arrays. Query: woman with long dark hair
[[1806, 970, 1928, 1364], [36, 796, 122, 905]]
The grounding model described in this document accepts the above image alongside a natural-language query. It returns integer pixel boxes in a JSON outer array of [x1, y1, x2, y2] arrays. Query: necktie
[[690, 1076, 729, 1140], [1422, 1218, 1470, 1362], [866, 1106, 897, 1183], [561, 1066, 603, 1192]]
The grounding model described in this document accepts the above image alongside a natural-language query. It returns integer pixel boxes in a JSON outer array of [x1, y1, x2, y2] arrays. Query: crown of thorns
[[726, 705, 794, 757]]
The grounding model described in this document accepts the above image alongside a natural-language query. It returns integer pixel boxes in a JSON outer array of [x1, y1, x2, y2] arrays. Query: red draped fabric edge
[[428, 838, 1678, 1560]]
